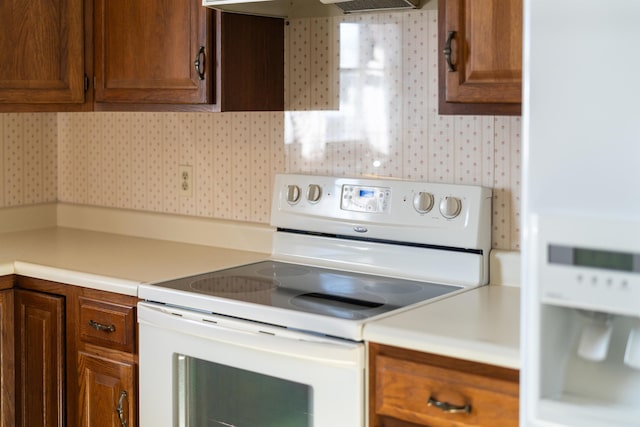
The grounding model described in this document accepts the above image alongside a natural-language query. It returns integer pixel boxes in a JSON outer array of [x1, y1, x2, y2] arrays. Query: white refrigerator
[[521, 0, 640, 426]]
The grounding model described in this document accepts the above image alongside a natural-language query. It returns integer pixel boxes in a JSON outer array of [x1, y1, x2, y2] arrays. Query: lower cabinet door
[[78, 352, 136, 427], [0, 289, 15, 427], [15, 289, 65, 427]]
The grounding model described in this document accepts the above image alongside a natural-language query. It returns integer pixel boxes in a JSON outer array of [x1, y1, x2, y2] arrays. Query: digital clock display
[[573, 248, 633, 272], [340, 184, 390, 213], [359, 189, 375, 198], [549, 245, 639, 273]]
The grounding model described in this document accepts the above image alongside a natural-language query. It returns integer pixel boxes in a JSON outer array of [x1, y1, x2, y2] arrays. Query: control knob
[[307, 184, 322, 203], [286, 185, 301, 205], [439, 196, 462, 219], [413, 192, 434, 214]]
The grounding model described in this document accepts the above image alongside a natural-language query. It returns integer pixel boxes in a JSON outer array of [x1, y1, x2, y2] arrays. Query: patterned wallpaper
[[0, 9, 521, 250], [0, 113, 58, 207]]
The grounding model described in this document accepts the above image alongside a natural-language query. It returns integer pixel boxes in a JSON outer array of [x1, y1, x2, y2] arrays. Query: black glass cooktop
[[154, 261, 461, 320]]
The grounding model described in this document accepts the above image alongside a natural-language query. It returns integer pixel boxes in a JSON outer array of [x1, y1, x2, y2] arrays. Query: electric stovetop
[[152, 260, 461, 321]]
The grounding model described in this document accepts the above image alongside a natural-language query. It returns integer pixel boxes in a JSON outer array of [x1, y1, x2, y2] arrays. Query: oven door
[[138, 302, 365, 427]]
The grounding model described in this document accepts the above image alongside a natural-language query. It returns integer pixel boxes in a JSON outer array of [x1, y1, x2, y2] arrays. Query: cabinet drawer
[[371, 345, 519, 427], [79, 297, 135, 353]]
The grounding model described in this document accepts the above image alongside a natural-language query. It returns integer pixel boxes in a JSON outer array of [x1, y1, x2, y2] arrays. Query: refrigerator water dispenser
[[524, 215, 640, 426]]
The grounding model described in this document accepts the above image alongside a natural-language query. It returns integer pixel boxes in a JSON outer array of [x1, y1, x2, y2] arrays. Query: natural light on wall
[[285, 19, 400, 172]]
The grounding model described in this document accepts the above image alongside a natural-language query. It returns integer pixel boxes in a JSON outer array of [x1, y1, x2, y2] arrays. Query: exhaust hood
[[321, 0, 419, 14], [202, 0, 422, 18]]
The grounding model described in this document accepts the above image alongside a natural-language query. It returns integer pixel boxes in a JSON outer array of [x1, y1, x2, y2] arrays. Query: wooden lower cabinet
[[14, 289, 65, 427], [369, 343, 519, 427], [0, 286, 15, 427], [78, 351, 136, 427], [76, 288, 138, 427], [4, 277, 139, 427]]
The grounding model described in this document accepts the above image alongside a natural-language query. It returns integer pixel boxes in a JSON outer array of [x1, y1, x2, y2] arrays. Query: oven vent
[[321, 0, 419, 13]]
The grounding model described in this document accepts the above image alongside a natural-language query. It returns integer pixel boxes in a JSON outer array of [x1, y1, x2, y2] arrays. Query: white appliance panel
[[271, 174, 492, 256], [138, 303, 364, 427], [524, 0, 640, 220], [522, 1, 640, 426]]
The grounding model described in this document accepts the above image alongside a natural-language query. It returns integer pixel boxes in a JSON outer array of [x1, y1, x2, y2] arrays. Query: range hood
[[202, 0, 421, 18], [323, 0, 419, 14]]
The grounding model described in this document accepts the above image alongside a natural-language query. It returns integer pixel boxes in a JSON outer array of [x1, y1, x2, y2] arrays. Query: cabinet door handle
[[443, 30, 457, 72], [194, 46, 206, 80], [117, 390, 128, 427], [427, 396, 471, 414], [88, 319, 116, 333]]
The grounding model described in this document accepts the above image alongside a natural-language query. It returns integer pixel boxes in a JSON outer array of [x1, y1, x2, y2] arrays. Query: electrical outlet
[[179, 165, 193, 197]]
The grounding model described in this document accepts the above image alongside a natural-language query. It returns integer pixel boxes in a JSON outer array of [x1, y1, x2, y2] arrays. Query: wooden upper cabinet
[[216, 12, 284, 112], [0, 0, 88, 110], [94, 0, 211, 108], [94, 0, 284, 111], [0, 0, 284, 111], [439, 0, 522, 116]]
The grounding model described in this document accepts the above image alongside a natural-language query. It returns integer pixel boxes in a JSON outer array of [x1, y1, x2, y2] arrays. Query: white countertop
[[0, 227, 269, 296], [364, 284, 520, 369]]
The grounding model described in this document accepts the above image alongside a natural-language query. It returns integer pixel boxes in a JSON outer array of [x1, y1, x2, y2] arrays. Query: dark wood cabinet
[[94, 0, 211, 108], [0, 0, 91, 112], [438, 0, 522, 116], [1, 0, 284, 112], [78, 352, 135, 427], [14, 289, 65, 427], [0, 285, 15, 427], [214, 12, 284, 112], [1, 277, 139, 427], [94, 0, 284, 111], [369, 343, 519, 427], [76, 289, 138, 427]]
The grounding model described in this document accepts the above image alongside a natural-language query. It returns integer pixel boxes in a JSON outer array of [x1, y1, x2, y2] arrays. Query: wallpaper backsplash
[[0, 10, 521, 250]]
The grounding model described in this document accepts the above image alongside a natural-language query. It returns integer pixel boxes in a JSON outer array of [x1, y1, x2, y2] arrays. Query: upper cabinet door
[[0, 0, 85, 105], [439, 0, 522, 115], [94, 0, 211, 107]]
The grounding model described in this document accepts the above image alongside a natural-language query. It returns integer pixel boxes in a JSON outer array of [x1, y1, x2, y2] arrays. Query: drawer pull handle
[[116, 390, 128, 427], [89, 320, 116, 333], [427, 396, 471, 414], [443, 30, 457, 72], [194, 46, 206, 81]]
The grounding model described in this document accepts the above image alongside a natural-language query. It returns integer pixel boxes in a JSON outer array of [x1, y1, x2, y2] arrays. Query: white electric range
[[137, 174, 492, 427]]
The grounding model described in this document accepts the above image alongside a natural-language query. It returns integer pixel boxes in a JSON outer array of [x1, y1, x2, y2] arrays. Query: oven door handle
[[137, 302, 363, 366]]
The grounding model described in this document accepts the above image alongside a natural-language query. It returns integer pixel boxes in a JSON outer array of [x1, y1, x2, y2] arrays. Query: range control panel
[[341, 185, 391, 213], [271, 174, 492, 252], [281, 181, 466, 218]]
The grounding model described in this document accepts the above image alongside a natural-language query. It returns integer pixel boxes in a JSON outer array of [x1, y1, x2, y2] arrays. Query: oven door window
[[177, 354, 313, 427]]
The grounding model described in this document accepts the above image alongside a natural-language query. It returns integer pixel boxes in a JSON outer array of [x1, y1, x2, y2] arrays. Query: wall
[[0, 9, 521, 250], [0, 113, 57, 207]]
